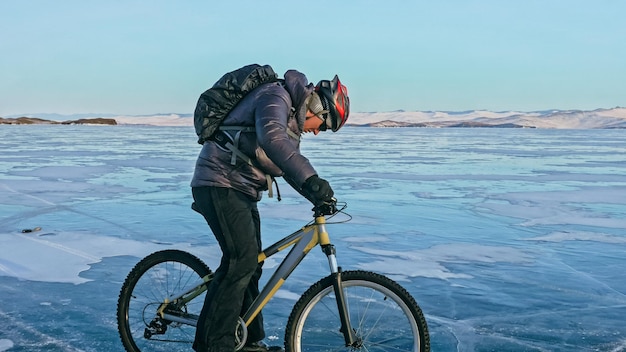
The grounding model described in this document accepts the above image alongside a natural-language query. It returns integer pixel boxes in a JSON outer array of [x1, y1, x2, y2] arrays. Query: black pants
[[192, 187, 264, 352]]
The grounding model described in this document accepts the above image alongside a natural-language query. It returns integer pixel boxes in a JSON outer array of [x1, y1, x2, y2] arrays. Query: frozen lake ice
[[1, 125, 625, 351]]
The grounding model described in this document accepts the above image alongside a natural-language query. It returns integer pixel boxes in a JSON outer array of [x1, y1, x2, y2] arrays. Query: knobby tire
[[285, 270, 430, 352]]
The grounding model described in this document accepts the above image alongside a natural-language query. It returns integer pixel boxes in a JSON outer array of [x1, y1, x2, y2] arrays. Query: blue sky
[[1, 0, 624, 116]]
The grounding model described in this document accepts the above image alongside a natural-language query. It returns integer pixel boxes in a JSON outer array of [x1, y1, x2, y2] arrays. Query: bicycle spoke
[[118, 250, 211, 352]]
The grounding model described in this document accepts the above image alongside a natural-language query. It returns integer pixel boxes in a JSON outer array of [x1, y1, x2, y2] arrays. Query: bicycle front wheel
[[117, 249, 212, 352], [285, 270, 430, 352]]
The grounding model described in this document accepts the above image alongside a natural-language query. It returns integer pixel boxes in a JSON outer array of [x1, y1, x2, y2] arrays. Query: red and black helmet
[[315, 75, 350, 132]]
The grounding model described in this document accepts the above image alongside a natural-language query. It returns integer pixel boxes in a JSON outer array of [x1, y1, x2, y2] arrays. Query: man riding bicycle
[[190, 66, 350, 352]]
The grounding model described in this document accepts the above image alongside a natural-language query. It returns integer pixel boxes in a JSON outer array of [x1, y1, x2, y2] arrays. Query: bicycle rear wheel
[[285, 270, 429, 352], [117, 249, 211, 352]]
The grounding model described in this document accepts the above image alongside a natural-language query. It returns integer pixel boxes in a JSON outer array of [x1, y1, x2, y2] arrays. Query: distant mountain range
[[351, 107, 626, 129], [3, 107, 626, 129]]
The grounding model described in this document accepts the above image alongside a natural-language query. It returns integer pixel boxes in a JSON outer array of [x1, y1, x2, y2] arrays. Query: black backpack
[[194, 64, 279, 144]]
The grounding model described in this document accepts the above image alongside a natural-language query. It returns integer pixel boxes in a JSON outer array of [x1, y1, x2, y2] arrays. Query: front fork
[[322, 244, 360, 347]]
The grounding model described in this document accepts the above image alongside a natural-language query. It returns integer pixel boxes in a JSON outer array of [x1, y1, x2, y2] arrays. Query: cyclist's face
[[303, 110, 324, 135]]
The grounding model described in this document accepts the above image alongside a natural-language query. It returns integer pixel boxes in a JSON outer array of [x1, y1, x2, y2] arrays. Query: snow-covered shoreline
[[4, 107, 626, 129]]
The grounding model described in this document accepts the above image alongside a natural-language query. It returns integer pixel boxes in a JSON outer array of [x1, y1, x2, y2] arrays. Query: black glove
[[301, 175, 334, 206]]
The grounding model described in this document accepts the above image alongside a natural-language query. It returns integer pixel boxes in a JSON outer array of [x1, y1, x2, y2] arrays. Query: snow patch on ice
[[0, 340, 14, 352], [273, 289, 301, 301], [523, 231, 626, 244], [478, 187, 626, 229], [0, 231, 193, 284], [342, 235, 388, 243], [352, 243, 532, 280]]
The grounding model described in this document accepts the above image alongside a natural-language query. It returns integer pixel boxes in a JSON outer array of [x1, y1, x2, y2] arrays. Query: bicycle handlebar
[[313, 198, 339, 217]]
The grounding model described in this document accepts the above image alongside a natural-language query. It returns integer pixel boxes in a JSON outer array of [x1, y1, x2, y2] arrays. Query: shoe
[[241, 341, 284, 352]]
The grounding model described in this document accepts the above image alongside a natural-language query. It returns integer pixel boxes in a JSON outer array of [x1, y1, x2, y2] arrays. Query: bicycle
[[117, 200, 430, 351]]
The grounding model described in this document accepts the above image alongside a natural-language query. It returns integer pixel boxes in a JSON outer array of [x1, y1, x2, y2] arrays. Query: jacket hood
[[283, 70, 314, 130]]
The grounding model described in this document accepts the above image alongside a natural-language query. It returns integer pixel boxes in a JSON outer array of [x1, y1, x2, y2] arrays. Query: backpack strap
[[286, 107, 300, 142], [215, 113, 299, 201], [212, 127, 286, 200], [218, 126, 256, 133], [286, 128, 300, 142], [219, 124, 300, 142]]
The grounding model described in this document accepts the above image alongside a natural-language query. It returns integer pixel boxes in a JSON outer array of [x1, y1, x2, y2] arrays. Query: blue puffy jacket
[[190, 70, 318, 201]]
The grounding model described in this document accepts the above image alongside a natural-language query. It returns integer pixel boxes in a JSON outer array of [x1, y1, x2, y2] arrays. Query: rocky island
[[0, 117, 117, 125]]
